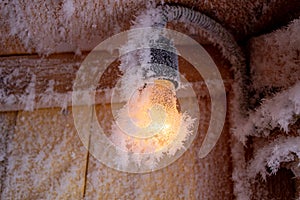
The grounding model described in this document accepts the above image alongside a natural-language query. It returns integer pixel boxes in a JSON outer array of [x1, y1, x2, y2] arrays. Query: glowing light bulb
[[113, 79, 182, 153], [128, 79, 178, 134]]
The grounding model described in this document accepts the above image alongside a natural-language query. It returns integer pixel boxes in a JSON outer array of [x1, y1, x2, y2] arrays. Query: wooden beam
[[0, 45, 233, 112]]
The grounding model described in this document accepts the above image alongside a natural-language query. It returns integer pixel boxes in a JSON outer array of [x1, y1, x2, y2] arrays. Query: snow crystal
[[1, 0, 146, 54], [63, 0, 75, 20], [248, 136, 300, 180], [235, 82, 300, 143], [22, 74, 36, 111], [250, 17, 300, 98]]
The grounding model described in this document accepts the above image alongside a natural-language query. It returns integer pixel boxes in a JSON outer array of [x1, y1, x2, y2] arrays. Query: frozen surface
[[86, 101, 233, 199], [1, 0, 294, 55], [0, 100, 233, 199], [231, 18, 300, 200], [0, 1, 299, 199], [250, 17, 300, 97], [1, 109, 87, 199], [0, 0, 145, 55], [235, 82, 300, 143], [0, 112, 16, 195], [248, 136, 300, 180]]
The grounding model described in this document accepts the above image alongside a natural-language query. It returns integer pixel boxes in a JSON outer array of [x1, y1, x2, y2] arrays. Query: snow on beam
[[249, 18, 300, 97], [247, 136, 300, 180], [0, 53, 82, 111], [0, 46, 232, 112], [234, 82, 300, 144]]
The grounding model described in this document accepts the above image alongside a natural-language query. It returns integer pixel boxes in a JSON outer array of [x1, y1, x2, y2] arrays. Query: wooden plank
[[0, 53, 82, 111], [249, 20, 300, 98], [0, 45, 233, 112], [0, 112, 17, 197], [2, 108, 88, 199]]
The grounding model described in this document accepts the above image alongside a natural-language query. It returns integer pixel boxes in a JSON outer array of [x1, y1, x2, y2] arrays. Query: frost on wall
[[1, 109, 87, 199], [86, 100, 233, 199], [0, 84, 234, 198], [231, 17, 300, 200], [0, 0, 146, 55], [235, 82, 300, 144], [0, 112, 16, 195], [1, 0, 296, 55], [249, 17, 300, 99], [248, 136, 300, 180], [0, 56, 81, 111]]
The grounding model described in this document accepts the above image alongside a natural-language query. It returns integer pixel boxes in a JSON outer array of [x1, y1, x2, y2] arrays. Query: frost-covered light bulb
[[114, 79, 181, 153], [128, 79, 179, 137]]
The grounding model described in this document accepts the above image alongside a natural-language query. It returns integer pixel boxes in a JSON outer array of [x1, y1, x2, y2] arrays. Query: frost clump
[[235, 82, 300, 143], [248, 137, 300, 180]]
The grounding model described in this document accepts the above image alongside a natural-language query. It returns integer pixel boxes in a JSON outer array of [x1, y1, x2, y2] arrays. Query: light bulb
[[128, 80, 178, 135], [113, 79, 182, 153]]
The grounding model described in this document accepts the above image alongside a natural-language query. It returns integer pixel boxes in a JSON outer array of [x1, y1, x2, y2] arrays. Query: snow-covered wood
[[249, 17, 300, 100], [0, 44, 233, 112], [0, 112, 17, 195], [231, 16, 300, 200], [1, 0, 298, 55], [1, 1, 299, 199], [1, 108, 88, 199], [235, 82, 300, 144]]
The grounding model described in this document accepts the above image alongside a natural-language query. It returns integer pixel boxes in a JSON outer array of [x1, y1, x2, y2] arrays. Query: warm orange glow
[[115, 79, 182, 153]]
